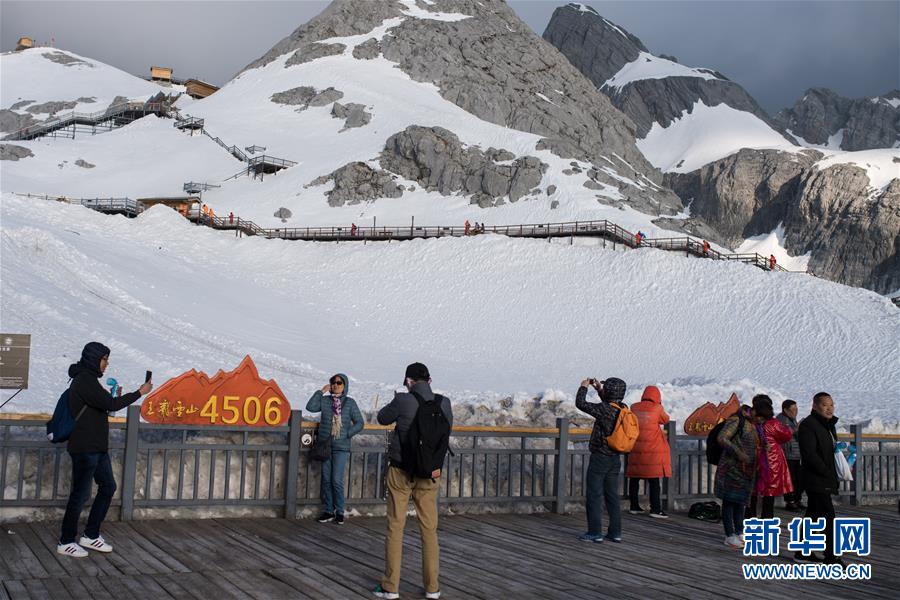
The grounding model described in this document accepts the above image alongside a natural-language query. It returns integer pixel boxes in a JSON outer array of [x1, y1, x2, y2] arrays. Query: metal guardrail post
[[851, 423, 863, 506], [121, 405, 141, 521], [553, 417, 569, 514], [666, 421, 678, 510], [284, 410, 302, 519]]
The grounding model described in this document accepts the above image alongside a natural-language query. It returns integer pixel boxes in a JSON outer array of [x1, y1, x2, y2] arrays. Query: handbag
[[310, 430, 332, 462], [834, 448, 853, 481]]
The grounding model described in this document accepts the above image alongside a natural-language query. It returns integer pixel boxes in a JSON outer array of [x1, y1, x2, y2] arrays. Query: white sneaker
[[57, 542, 88, 558], [79, 535, 113, 553], [425, 592, 441, 599], [724, 535, 742, 549]]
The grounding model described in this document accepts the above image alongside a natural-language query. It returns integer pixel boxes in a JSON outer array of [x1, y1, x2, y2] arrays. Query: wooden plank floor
[[1, 505, 897, 599]]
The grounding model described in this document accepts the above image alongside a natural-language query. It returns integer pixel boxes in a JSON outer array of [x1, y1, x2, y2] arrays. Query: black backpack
[[688, 501, 722, 522], [705, 413, 745, 465], [400, 391, 451, 480], [46, 383, 86, 444]]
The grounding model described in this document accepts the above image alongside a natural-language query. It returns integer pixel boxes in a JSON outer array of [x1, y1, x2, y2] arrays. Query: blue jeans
[[722, 500, 745, 537], [321, 450, 349, 515], [59, 452, 116, 544], [586, 453, 622, 538]]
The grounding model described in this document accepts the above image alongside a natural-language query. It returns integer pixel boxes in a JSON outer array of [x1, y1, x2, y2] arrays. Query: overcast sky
[[2, 1, 897, 115]]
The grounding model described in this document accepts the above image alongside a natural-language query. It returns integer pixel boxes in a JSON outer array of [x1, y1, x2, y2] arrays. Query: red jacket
[[755, 418, 794, 497], [625, 386, 671, 478]]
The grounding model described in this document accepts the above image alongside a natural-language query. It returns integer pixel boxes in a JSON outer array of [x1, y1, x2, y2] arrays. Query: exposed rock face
[[106, 96, 129, 111], [274, 207, 293, 220], [242, 0, 678, 213], [76, 96, 97, 103], [352, 38, 382, 60], [331, 102, 372, 130], [42, 51, 90, 67], [380, 126, 547, 206], [308, 162, 404, 206], [0, 110, 38, 135], [784, 167, 899, 293], [74, 158, 95, 168], [9, 100, 34, 110], [285, 42, 346, 67], [666, 149, 821, 245], [271, 86, 344, 109], [26, 101, 78, 115], [774, 88, 900, 150], [543, 3, 787, 139], [668, 148, 900, 294], [239, 0, 403, 73], [0, 144, 34, 161]]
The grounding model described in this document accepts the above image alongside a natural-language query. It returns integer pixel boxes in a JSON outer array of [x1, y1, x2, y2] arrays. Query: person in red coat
[[745, 395, 793, 519], [626, 385, 671, 518]]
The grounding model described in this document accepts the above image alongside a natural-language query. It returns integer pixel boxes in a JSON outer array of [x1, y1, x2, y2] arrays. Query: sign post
[[0, 333, 31, 410]]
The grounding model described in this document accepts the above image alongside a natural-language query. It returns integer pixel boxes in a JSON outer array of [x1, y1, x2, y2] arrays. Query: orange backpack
[[607, 402, 639, 453]]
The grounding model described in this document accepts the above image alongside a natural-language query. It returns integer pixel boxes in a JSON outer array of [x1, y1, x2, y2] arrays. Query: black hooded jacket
[[798, 411, 840, 494], [66, 343, 142, 453]]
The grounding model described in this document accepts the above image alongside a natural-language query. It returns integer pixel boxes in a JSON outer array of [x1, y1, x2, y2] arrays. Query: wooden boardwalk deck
[[1, 505, 897, 599]]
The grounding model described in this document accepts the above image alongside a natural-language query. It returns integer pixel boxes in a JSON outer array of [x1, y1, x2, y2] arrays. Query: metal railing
[[5, 101, 174, 141], [2, 411, 897, 520]]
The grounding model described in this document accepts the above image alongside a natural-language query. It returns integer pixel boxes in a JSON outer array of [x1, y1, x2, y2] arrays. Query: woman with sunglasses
[[306, 373, 364, 523]]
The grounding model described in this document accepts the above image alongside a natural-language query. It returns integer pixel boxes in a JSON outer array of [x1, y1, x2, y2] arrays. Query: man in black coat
[[57, 342, 152, 558], [796, 392, 843, 565]]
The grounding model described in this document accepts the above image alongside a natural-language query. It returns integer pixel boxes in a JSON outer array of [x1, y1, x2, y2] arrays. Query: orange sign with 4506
[[141, 356, 291, 426]]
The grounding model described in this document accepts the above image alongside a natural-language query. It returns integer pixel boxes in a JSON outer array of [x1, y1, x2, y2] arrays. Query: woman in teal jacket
[[306, 373, 364, 523]]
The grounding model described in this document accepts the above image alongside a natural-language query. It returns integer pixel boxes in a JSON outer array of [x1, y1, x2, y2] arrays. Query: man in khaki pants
[[374, 363, 453, 600]]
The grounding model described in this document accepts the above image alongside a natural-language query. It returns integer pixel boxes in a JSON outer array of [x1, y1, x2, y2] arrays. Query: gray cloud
[[2, 1, 897, 115]]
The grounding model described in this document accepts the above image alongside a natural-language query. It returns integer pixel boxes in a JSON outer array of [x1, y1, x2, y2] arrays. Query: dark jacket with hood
[[67, 342, 142, 454], [305, 373, 364, 452], [576, 378, 626, 456], [377, 381, 453, 464], [798, 410, 840, 494]]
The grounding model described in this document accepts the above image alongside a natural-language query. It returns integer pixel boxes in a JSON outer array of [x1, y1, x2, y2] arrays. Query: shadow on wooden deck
[[1, 505, 897, 599]]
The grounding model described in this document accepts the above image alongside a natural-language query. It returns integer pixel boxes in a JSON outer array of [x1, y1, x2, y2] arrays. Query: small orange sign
[[683, 393, 740, 436], [141, 355, 290, 426]]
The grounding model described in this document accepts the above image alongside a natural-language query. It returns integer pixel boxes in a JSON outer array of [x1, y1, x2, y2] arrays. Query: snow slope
[[636, 100, 800, 173], [1, 48, 177, 118], [603, 52, 720, 92], [2, 194, 898, 431], [814, 149, 900, 190], [1, 12, 666, 233]]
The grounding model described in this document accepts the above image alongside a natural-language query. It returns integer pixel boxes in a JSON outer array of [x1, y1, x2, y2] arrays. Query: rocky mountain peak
[[542, 3, 784, 139], [774, 87, 900, 150], [239, 0, 681, 215]]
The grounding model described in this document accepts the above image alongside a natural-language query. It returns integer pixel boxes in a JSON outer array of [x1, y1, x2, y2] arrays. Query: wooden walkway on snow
[[1, 505, 897, 599]]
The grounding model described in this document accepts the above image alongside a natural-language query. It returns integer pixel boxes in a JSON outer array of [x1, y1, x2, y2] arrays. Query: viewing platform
[[1, 506, 896, 599]]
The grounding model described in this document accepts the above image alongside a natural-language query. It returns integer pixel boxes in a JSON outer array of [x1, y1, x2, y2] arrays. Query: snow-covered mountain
[[0, 47, 180, 137], [1, 0, 899, 430], [542, 2, 796, 173], [542, 2, 899, 294], [775, 88, 900, 151]]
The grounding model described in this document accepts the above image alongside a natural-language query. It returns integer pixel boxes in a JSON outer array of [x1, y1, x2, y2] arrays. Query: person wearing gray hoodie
[[306, 373, 363, 524], [373, 363, 452, 600]]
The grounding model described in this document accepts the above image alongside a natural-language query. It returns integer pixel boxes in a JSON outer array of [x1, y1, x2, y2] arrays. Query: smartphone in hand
[[145, 370, 153, 383]]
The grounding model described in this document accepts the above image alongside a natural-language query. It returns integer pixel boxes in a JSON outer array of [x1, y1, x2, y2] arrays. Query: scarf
[[331, 396, 343, 438]]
